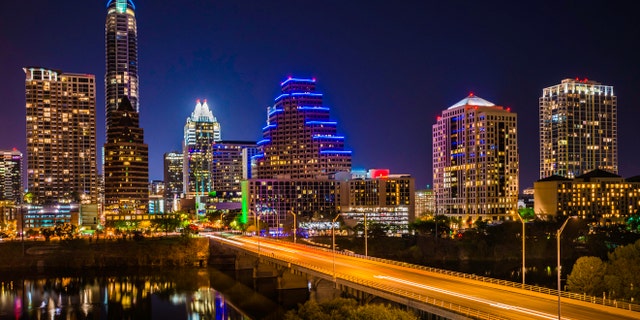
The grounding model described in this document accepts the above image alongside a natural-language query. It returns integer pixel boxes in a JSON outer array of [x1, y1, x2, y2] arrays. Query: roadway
[[207, 233, 639, 320]]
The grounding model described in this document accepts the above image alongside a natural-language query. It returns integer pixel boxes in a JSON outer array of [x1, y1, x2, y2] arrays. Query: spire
[[189, 99, 215, 123]]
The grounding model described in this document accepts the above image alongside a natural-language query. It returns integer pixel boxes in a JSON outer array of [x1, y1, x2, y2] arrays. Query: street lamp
[[288, 210, 297, 244], [331, 214, 341, 282], [514, 212, 526, 287], [557, 216, 576, 320]]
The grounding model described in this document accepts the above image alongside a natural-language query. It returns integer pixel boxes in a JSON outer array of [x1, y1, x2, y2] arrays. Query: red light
[[369, 169, 390, 179], [196, 99, 201, 103], [312, 77, 316, 82], [12, 147, 17, 151], [469, 92, 474, 97], [506, 107, 511, 112], [203, 99, 207, 103], [437, 116, 442, 121]]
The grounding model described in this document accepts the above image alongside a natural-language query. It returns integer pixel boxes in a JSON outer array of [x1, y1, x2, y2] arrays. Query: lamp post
[[364, 211, 368, 257], [331, 214, 341, 282], [557, 216, 576, 320], [515, 212, 526, 287], [289, 210, 297, 243]]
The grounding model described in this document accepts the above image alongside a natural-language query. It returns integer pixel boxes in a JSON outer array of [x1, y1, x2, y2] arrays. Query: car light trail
[[374, 275, 569, 320]]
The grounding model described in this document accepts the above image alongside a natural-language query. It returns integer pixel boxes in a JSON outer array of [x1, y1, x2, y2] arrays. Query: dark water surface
[[0, 267, 298, 320]]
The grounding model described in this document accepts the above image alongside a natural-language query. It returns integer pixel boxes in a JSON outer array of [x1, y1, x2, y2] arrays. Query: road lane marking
[[374, 275, 570, 320]]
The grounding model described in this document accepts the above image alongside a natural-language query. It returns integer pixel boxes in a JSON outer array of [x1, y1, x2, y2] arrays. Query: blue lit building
[[254, 77, 351, 179]]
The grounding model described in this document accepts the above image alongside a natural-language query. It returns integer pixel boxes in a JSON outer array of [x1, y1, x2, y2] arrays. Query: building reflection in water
[[0, 270, 250, 320]]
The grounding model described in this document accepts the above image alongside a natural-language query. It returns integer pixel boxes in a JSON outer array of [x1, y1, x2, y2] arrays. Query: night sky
[[1, 0, 639, 190]]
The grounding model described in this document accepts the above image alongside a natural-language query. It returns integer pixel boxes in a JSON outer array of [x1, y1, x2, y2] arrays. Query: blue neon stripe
[[251, 154, 264, 160], [268, 108, 283, 117], [298, 106, 330, 111], [262, 124, 277, 131], [280, 78, 316, 86], [320, 150, 352, 154], [257, 139, 271, 145], [313, 135, 345, 140], [306, 121, 337, 126], [292, 93, 322, 97]]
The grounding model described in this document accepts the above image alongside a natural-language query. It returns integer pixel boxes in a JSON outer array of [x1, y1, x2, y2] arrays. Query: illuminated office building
[[432, 94, 519, 223], [103, 97, 149, 215], [254, 77, 351, 179], [540, 78, 617, 179], [105, 0, 139, 131], [183, 100, 221, 215], [338, 170, 415, 234], [534, 169, 640, 222], [212, 141, 257, 193], [163, 151, 183, 212], [24, 67, 98, 205], [0, 149, 23, 204], [415, 186, 435, 218]]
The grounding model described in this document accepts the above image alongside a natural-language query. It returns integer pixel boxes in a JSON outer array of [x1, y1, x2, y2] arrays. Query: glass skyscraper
[[254, 78, 352, 179], [105, 0, 139, 130], [539, 78, 617, 179]]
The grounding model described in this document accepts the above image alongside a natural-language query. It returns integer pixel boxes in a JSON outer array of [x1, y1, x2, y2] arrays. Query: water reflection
[[0, 269, 266, 320]]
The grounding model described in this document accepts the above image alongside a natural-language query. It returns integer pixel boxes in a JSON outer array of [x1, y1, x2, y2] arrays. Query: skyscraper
[[539, 78, 617, 179], [105, 0, 139, 131], [183, 100, 221, 199], [104, 0, 148, 216], [24, 67, 98, 205], [163, 151, 183, 212], [103, 97, 149, 215], [211, 141, 257, 193], [432, 94, 519, 223], [0, 149, 23, 204], [254, 78, 352, 179]]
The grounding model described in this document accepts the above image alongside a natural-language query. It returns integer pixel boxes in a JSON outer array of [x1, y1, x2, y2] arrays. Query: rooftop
[[448, 93, 495, 109]]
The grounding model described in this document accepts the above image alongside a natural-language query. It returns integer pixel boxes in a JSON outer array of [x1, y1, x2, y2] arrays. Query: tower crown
[[106, 0, 136, 13]]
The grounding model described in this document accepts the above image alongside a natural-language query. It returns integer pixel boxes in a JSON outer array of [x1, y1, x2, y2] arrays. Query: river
[[0, 267, 305, 320]]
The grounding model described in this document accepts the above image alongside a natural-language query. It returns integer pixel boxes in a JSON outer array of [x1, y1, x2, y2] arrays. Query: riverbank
[[0, 237, 209, 271]]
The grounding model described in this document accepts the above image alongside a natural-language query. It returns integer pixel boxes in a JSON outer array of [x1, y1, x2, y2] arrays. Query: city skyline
[[2, 1, 640, 190]]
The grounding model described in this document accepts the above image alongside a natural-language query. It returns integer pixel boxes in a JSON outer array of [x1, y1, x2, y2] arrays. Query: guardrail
[[214, 234, 640, 314]]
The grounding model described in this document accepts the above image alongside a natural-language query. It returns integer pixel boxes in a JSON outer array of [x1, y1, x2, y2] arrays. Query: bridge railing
[[220, 235, 640, 314]]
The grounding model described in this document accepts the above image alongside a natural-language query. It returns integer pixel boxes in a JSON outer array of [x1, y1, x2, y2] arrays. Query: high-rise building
[[105, 0, 139, 131], [163, 151, 183, 212], [183, 100, 221, 208], [432, 94, 519, 223], [24, 67, 98, 205], [0, 149, 23, 204], [104, 0, 148, 216], [103, 97, 149, 215], [254, 77, 351, 179], [539, 78, 617, 179], [212, 141, 257, 193]]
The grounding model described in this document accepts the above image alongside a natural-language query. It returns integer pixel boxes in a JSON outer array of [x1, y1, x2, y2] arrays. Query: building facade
[[0, 149, 23, 204], [105, 0, 139, 131], [534, 169, 639, 222], [539, 78, 617, 179], [212, 141, 257, 193], [254, 78, 351, 179], [163, 151, 183, 212], [103, 97, 149, 215], [24, 67, 98, 205], [432, 94, 519, 223], [415, 186, 435, 218], [183, 100, 221, 215], [338, 170, 415, 234]]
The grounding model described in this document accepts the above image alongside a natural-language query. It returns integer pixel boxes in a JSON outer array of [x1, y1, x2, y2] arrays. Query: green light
[[240, 181, 248, 224], [116, 0, 127, 13]]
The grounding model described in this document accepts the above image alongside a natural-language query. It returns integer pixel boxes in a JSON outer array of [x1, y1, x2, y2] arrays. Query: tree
[[567, 256, 606, 295], [604, 239, 640, 301], [284, 298, 416, 320]]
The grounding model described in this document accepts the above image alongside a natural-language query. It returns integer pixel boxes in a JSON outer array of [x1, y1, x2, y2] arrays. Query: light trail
[[374, 275, 570, 320]]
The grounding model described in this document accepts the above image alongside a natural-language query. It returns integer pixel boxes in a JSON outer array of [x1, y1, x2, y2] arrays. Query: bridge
[[205, 233, 640, 320]]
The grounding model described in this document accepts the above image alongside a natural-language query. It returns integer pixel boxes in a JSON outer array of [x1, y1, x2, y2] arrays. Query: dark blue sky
[[1, 0, 639, 190]]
